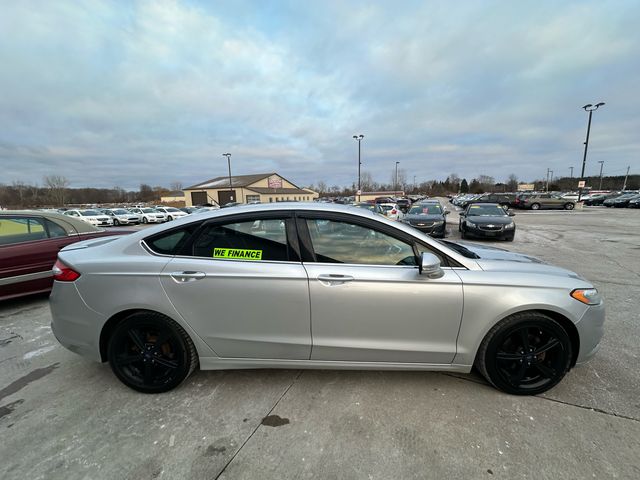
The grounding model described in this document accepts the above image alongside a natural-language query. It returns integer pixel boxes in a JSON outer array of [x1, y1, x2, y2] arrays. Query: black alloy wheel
[[107, 312, 198, 393], [476, 312, 572, 395]]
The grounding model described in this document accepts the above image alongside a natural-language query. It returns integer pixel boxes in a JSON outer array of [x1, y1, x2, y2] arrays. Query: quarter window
[[305, 219, 416, 266], [193, 218, 290, 261]]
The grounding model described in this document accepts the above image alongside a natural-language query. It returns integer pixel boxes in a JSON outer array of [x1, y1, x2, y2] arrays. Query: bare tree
[[12, 180, 27, 207], [43, 175, 70, 206], [316, 181, 328, 195], [170, 181, 183, 192], [506, 174, 518, 192]]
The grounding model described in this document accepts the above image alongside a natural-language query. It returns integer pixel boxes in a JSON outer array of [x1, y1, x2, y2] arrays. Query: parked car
[[154, 206, 189, 221], [513, 193, 536, 209], [180, 207, 201, 214], [606, 192, 640, 208], [402, 202, 448, 238], [459, 203, 516, 241], [628, 196, 640, 208], [50, 203, 604, 395], [583, 193, 615, 206], [102, 208, 141, 226], [458, 193, 516, 209], [64, 209, 113, 227], [0, 211, 131, 301], [374, 196, 395, 204], [559, 192, 580, 202], [129, 207, 167, 223], [350, 202, 384, 214], [395, 198, 412, 213], [521, 194, 575, 210], [379, 203, 404, 220]]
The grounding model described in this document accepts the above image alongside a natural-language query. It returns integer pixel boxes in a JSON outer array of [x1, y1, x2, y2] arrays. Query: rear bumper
[[574, 301, 605, 365], [50, 282, 105, 362]]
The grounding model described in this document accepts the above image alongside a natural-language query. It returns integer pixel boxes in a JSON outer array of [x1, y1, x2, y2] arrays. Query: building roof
[[185, 173, 278, 190], [245, 187, 314, 195]]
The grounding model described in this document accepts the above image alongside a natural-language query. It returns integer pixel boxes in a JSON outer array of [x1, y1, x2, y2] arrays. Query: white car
[[64, 209, 113, 227], [379, 203, 404, 221], [129, 208, 167, 224], [560, 192, 580, 202], [154, 206, 189, 221], [102, 208, 141, 226]]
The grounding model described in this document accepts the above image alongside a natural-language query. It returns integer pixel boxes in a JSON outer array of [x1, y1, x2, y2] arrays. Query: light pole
[[578, 102, 605, 201], [353, 134, 364, 201], [569, 166, 574, 178], [222, 153, 233, 202], [550, 170, 554, 189], [598, 161, 604, 190], [395, 161, 400, 196]]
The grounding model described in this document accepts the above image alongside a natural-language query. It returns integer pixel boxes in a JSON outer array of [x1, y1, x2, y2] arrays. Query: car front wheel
[[107, 312, 198, 393], [142, 217, 148, 224], [475, 312, 572, 395], [113, 219, 120, 226]]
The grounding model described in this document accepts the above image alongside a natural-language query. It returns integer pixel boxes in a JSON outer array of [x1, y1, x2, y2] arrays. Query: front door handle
[[170, 271, 206, 283], [317, 274, 354, 285]]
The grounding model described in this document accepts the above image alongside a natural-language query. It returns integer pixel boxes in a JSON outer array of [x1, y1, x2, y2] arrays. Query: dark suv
[[458, 193, 516, 209]]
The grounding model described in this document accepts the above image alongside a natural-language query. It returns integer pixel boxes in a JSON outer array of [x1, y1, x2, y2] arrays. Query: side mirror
[[459, 212, 466, 217], [508, 212, 515, 217], [419, 252, 444, 279]]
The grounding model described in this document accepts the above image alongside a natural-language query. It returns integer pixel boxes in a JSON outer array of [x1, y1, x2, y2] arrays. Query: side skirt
[[199, 357, 472, 373]]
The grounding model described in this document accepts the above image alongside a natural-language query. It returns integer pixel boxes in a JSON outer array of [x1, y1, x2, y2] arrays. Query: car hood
[[404, 214, 444, 222], [466, 215, 512, 225], [457, 242, 586, 280]]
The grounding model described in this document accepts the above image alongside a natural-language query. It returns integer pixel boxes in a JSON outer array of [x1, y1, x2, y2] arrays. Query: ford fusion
[[50, 203, 604, 395]]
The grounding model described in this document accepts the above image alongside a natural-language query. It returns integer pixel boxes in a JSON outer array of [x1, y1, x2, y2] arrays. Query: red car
[[0, 211, 132, 301]]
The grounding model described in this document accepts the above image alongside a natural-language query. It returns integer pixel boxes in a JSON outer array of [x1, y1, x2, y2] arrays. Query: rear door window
[[191, 218, 292, 262], [0, 217, 48, 245]]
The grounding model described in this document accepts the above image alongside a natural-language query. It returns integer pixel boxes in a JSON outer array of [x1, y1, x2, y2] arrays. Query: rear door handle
[[170, 271, 206, 283], [317, 274, 354, 284]]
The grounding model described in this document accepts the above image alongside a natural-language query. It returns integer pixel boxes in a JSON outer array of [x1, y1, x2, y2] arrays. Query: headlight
[[504, 222, 515, 229], [466, 221, 476, 227], [571, 289, 602, 305], [433, 220, 444, 225]]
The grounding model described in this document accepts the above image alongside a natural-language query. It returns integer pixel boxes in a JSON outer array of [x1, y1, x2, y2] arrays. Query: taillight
[[391, 209, 397, 214], [52, 259, 80, 282]]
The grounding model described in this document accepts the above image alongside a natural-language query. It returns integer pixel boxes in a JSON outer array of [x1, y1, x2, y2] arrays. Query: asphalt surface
[[1, 203, 639, 479]]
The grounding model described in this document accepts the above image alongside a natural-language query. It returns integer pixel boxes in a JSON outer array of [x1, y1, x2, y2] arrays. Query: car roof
[[467, 203, 501, 207], [0, 210, 102, 234]]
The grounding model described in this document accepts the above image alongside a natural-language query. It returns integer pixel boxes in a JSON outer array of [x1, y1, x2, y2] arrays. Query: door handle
[[317, 274, 354, 284], [170, 271, 206, 283]]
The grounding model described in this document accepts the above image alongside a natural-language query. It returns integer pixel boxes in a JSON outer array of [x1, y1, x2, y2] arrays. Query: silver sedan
[[50, 203, 604, 395]]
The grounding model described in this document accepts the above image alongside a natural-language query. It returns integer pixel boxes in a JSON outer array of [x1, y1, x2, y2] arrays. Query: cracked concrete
[[0, 204, 639, 479]]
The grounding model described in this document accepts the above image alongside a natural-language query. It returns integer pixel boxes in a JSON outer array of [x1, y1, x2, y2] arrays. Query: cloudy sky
[[1, 0, 638, 190]]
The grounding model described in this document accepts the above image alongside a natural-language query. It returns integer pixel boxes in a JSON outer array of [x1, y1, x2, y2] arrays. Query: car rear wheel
[[475, 312, 572, 395], [107, 312, 198, 393], [564, 203, 574, 210], [530, 203, 541, 210]]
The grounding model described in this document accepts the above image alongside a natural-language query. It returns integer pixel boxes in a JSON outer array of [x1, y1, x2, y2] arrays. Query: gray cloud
[[0, 0, 638, 190]]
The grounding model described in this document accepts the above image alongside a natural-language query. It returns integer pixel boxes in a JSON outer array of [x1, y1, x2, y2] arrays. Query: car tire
[[564, 203, 574, 210], [461, 229, 467, 239], [107, 312, 198, 393], [113, 219, 120, 226], [168, 216, 173, 221], [530, 203, 541, 210], [505, 234, 514, 242], [475, 312, 572, 395], [142, 217, 148, 224]]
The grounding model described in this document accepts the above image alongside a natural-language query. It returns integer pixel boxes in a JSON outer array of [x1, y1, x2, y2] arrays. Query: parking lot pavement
[[1, 206, 640, 479]]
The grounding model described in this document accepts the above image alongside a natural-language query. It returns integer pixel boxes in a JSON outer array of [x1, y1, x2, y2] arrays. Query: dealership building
[[183, 173, 318, 206]]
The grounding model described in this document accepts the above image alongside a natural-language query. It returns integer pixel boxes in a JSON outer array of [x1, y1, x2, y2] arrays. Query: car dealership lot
[[1, 206, 639, 479]]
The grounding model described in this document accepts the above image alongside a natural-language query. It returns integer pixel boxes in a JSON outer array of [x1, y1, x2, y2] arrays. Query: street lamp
[[598, 160, 605, 190], [352, 135, 364, 201], [395, 161, 400, 195], [222, 153, 233, 201], [578, 102, 605, 201], [569, 166, 574, 178]]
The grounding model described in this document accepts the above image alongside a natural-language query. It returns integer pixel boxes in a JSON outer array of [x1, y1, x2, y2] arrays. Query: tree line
[[0, 176, 180, 209]]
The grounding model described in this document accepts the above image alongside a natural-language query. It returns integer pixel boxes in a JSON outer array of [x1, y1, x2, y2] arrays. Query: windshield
[[467, 205, 507, 216], [409, 204, 442, 215], [113, 209, 129, 214], [380, 205, 394, 211], [142, 208, 155, 213], [81, 210, 101, 216], [166, 207, 180, 212]]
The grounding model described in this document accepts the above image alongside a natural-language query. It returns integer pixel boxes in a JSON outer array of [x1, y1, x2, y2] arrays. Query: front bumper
[[464, 224, 514, 239], [408, 222, 446, 237]]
